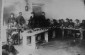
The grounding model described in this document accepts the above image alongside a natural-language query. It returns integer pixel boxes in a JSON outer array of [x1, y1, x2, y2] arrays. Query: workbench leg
[[23, 35, 27, 47], [80, 31, 83, 40], [31, 35, 36, 49], [44, 32, 48, 42], [62, 29, 64, 39], [52, 30, 56, 38]]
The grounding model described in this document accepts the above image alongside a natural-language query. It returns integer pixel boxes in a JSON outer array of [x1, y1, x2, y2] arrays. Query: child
[[2, 41, 18, 55]]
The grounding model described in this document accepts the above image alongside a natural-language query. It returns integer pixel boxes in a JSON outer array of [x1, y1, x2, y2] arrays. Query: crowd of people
[[7, 12, 25, 29], [2, 12, 25, 55], [57, 18, 85, 29], [5, 11, 85, 44], [2, 11, 85, 55], [53, 18, 85, 39], [7, 11, 85, 29]]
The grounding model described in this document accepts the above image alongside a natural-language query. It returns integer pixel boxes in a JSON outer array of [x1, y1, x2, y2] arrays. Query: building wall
[[4, 0, 85, 24], [0, 0, 2, 38], [32, 0, 85, 21], [0, 0, 2, 54], [4, 0, 32, 25]]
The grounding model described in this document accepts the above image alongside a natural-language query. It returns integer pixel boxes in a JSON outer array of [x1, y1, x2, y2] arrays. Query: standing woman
[[74, 19, 81, 43], [8, 13, 16, 28], [74, 19, 80, 29]]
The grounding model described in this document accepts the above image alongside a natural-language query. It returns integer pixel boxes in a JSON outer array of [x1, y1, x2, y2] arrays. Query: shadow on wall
[[4, 5, 15, 25]]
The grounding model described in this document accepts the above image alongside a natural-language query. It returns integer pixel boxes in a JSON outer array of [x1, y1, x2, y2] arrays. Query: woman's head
[[75, 19, 79, 23], [66, 18, 69, 22], [82, 20, 85, 24], [69, 19, 72, 22], [10, 13, 14, 18]]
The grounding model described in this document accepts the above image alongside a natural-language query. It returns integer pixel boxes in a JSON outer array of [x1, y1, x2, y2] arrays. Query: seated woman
[[8, 13, 16, 28], [80, 20, 85, 29], [69, 19, 74, 28], [64, 18, 70, 28], [63, 18, 70, 38], [67, 19, 75, 38], [74, 19, 81, 41], [2, 41, 18, 55], [74, 19, 80, 29], [80, 20, 85, 39]]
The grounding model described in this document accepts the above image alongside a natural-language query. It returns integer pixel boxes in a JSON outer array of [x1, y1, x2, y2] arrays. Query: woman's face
[[10, 14, 14, 18], [76, 21, 79, 23]]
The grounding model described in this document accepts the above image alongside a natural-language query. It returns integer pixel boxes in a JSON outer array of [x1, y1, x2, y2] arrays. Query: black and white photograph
[[0, 0, 2, 55], [1, 0, 85, 55]]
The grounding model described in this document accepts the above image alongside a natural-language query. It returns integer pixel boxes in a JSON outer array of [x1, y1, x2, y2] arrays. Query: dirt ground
[[15, 38, 85, 55]]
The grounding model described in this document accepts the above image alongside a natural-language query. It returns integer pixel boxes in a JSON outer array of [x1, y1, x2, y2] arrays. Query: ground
[[15, 38, 85, 55]]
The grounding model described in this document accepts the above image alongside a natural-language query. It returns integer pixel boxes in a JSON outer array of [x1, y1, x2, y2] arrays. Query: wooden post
[[44, 32, 48, 42], [52, 30, 56, 38], [80, 29, 83, 40], [38, 34, 41, 41], [62, 28, 64, 39], [2, 26, 7, 43], [31, 35, 36, 49], [23, 34, 27, 47]]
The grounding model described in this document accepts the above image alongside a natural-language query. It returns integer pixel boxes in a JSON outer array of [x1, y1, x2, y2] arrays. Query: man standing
[[69, 19, 74, 28], [16, 12, 25, 27]]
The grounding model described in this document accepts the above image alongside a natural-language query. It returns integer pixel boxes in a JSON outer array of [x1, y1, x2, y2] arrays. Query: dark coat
[[69, 22, 74, 28], [64, 22, 70, 27], [16, 16, 25, 25], [80, 23, 85, 29]]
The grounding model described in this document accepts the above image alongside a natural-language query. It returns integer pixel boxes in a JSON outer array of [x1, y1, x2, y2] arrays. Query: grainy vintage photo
[[0, 0, 2, 55], [1, 0, 85, 55]]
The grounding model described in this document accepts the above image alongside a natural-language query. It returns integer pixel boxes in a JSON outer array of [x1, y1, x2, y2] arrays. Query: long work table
[[60, 27, 85, 40], [7, 26, 85, 50], [21, 28, 49, 49], [20, 26, 57, 50]]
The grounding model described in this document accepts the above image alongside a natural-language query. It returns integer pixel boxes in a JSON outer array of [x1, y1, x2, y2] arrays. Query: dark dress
[[69, 22, 74, 28], [8, 17, 16, 24], [80, 23, 85, 39], [64, 22, 70, 28]]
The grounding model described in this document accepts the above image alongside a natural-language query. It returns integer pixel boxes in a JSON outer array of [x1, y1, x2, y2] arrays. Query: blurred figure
[[64, 18, 70, 38], [8, 13, 16, 28], [58, 19, 65, 27], [64, 18, 70, 28], [16, 12, 25, 27], [74, 19, 80, 29], [74, 19, 81, 41], [2, 41, 18, 55], [67, 19, 75, 38], [69, 19, 74, 28], [39, 12, 46, 27], [61, 19, 65, 27], [80, 20, 85, 39], [80, 20, 85, 29], [45, 18, 51, 27], [53, 19, 58, 26]]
